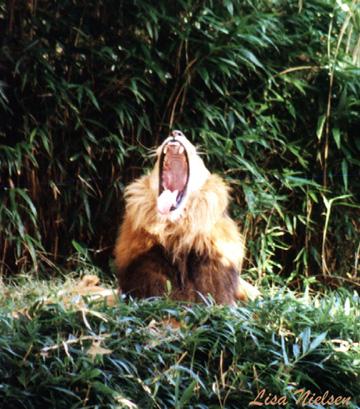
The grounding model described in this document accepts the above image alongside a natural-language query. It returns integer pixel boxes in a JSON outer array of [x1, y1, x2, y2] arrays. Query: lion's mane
[[114, 135, 258, 303]]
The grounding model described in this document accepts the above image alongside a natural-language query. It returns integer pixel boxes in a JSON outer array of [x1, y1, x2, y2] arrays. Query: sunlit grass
[[0, 274, 359, 408]]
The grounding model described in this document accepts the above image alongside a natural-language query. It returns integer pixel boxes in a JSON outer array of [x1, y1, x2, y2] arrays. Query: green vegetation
[[0, 278, 359, 408], [0, 0, 359, 285], [1, 1, 359, 407]]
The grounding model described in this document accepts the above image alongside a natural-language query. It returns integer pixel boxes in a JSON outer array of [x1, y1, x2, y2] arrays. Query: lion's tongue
[[157, 189, 178, 214]]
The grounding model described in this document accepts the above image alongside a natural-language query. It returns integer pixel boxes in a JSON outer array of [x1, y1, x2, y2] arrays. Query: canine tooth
[[164, 145, 168, 154], [178, 146, 184, 154]]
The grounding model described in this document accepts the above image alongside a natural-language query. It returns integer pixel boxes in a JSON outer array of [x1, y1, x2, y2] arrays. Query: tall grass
[[0, 0, 359, 284], [0, 279, 359, 408]]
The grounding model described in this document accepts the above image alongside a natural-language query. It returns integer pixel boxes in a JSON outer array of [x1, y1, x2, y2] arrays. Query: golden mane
[[115, 173, 244, 272]]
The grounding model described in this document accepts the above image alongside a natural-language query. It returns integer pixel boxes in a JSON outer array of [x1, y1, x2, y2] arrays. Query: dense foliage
[[0, 279, 359, 408], [0, 0, 359, 285]]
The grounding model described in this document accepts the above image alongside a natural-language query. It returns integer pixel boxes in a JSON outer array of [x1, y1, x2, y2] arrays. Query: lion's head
[[149, 130, 210, 221]]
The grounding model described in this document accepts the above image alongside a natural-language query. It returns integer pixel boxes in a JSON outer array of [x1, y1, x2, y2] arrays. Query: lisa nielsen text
[[249, 388, 352, 407]]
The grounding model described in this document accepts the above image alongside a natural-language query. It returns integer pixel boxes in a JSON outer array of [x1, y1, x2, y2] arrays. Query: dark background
[[0, 0, 359, 288]]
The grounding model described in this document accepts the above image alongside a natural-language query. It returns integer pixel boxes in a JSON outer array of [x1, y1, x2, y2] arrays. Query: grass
[[1, 0, 359, 282], [0, 274, 359, 408], [0, 1, 359, 406]]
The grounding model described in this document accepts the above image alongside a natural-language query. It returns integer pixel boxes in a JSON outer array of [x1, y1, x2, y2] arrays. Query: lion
[[114, 130, 260, 304]]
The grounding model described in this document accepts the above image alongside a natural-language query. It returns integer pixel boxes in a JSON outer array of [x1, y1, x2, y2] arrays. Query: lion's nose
[[171, 130, 184, 140]]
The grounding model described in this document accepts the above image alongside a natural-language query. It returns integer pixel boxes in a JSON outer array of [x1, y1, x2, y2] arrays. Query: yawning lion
[[114, 130, 259, 304]]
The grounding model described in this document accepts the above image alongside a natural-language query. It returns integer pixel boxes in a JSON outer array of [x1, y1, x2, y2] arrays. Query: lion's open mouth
[[158, 139, 189, 214]]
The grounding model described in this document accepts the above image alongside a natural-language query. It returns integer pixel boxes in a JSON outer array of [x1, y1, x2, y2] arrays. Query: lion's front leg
[[118, 246, 198, 301], [187, 251, 260, 304], [119, 247, 171, 299]]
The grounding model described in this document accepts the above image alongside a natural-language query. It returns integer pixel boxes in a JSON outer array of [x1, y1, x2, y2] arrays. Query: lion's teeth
[[178, 146, 184, 154], [164, 145, 168, 154]]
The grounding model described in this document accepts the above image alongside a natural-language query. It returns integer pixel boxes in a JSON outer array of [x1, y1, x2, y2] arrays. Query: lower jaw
[[158, 205, 184, 221]]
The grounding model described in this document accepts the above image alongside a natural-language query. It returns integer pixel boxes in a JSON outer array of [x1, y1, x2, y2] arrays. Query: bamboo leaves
[[0, 0, 359, 280]]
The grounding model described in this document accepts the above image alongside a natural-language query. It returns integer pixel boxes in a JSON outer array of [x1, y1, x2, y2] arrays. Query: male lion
[[114, 130, 259, 304]]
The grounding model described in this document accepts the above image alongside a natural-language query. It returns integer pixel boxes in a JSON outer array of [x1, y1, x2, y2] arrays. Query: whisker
[[194, 147, 207, 156]]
